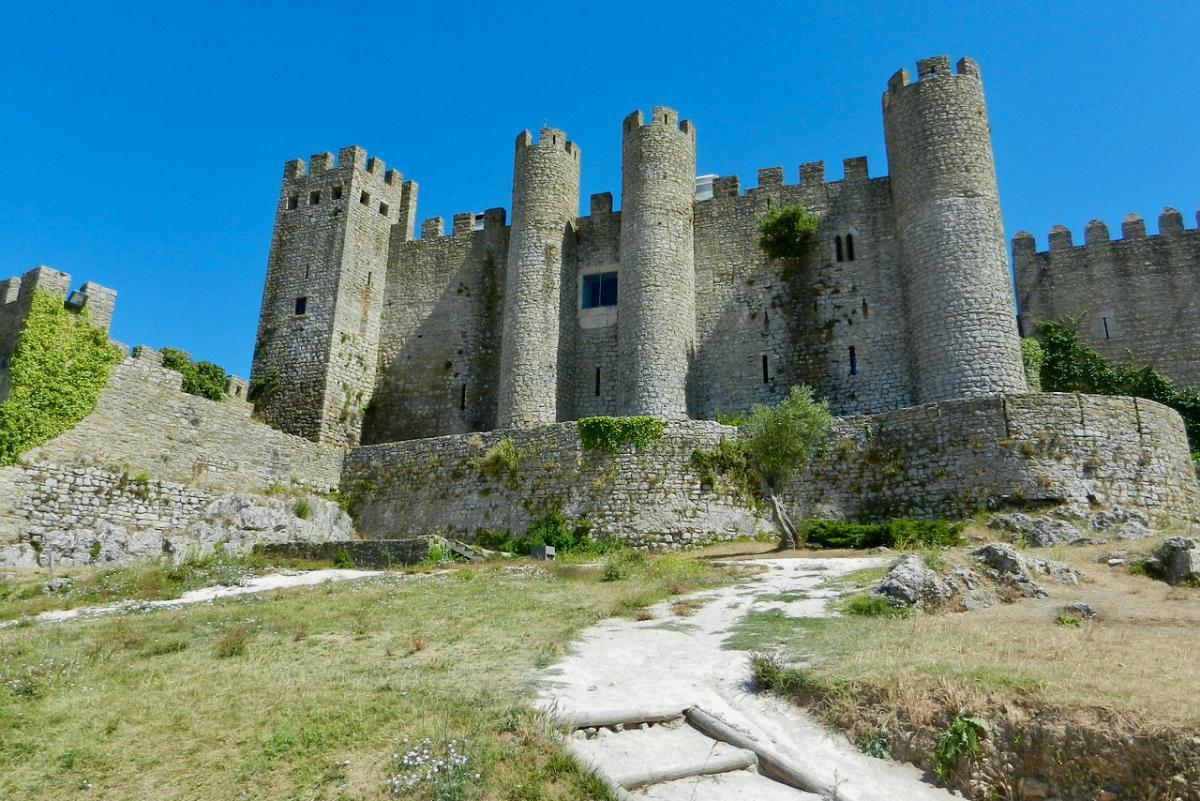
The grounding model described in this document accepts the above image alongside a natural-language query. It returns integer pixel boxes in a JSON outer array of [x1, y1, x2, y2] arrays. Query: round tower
[[617, 107, 697, 419], [883, 56, 1027, 403], [496, 128, 580, 427]]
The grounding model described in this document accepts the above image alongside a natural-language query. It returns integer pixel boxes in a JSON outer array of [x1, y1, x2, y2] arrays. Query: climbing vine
[[1036, 319, 1200, 443], [0, 291, 122, 465], [577, 416, 665, 452], [1019, 337, 1044, 392]]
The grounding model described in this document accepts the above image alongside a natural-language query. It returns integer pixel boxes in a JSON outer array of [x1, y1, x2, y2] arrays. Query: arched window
[[834, 235, 844, 262], [846, 234, 856, 261]]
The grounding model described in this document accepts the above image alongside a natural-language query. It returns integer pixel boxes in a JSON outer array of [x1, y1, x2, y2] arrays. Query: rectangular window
[[379, 202, 390, 217], [287, 194, 299, 210], [761, 354, 770, 383], [1102, 317, 1111, 339], [594, 367, 601, 396], [294, 297, 307, 316], [360, 191, 371, 205], [332, 185, 343, 200], [581, 271, 619, 309], [309, 191, 321, 205]]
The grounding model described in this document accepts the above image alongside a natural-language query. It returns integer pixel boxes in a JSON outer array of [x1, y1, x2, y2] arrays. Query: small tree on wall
[[757, 204, 821, 261], [739, 385, 833, 550]]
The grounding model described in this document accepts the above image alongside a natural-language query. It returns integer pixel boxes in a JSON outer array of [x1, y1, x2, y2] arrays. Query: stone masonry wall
[[790, 393, 1197, 522], [343, 394, 1196, 551], [1014, 210, 1200, 388], [343, 420, 772, 549]]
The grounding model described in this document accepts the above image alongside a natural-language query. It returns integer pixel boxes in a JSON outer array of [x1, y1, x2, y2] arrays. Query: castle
[[250, 56, 1032, 447], [2, 55, 1198, 567]]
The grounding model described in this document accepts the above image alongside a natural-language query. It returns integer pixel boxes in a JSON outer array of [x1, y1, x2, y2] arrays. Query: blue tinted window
[[582, 272, 618, 309]]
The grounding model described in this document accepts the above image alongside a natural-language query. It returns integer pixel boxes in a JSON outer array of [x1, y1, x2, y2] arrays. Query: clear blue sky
[[2, 1, 1196, 376]]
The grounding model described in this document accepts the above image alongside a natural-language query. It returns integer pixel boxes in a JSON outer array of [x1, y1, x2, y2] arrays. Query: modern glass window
[[582, 271, 618, 309]]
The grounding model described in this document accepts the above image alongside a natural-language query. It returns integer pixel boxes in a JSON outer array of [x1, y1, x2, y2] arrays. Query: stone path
[[2, 569, 381, 628], [536, 557, 959, 801]]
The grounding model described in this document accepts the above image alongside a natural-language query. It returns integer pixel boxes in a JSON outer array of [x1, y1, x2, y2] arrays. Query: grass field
[[730, 537, 1200, 731], [0, 552, 735, 800]]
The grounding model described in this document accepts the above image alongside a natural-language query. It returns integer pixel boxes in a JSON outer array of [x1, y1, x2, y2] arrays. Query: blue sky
[[2, 1, 1196, 376]]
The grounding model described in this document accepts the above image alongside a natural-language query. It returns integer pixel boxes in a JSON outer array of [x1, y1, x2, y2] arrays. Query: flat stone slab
[[571, 723, 756, 789], [632, 768, 823, 801]]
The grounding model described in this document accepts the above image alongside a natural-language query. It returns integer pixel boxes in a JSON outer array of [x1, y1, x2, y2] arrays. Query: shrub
[[0, 291, 122, 465], [749, 653, 824, 696], [801, 518, 964, 550], [214, 626, 249, 658], [757, 204, 821, 260], [577, 416, 665, 452], [293, 498, 311, 520], [930, 715, 990, 780], [600, 550, 643, 582], [477, 437, 522, 480], [160, 347, 228, 401], [333, 547, 354, 569]]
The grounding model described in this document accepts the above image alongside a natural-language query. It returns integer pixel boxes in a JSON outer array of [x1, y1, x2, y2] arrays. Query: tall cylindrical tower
[[496, 127, 580, 427], [883, 56, 1027, 403], [618, 107, 697, 418]]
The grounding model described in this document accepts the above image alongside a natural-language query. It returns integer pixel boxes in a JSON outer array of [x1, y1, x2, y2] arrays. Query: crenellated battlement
[[697, 156, 878, 203], [1013, 207, 1199, 256], [281, 146, 407, 189], [515, 127, 579, 159], [622, 107, 695, 139], [885, 55, 980, 94]]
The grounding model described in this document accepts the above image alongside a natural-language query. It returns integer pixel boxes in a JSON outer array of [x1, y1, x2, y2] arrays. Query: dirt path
[[536, 557, 958, 801], [2, 569, 382, 628]]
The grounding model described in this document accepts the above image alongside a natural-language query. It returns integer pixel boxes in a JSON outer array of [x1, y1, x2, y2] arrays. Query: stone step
[[631, 767, 824, 801], [570, 722, 757, 789]]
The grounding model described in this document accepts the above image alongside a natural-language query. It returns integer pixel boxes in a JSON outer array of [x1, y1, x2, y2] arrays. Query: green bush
[[740, 385, 832, 491], [477, 437, 522, 480], [577, 416, 666, 452], [474, 512, 595, 556], [749, 653, 825, 696], [1020, 337, 1044, 392], [1037, 319, 1200, 443], [160, 347, 228, 401], [801, 518, 964, 550], [600, 549, 644, 582], [757, 204, 821, 260], [0, 291, 122, 465], [293, 498, 312, 520]]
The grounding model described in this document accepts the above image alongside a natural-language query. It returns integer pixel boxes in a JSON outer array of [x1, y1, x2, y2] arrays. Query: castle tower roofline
[[515, 127, 579, 159], [885, 56, 981, 95], [623, 107, 695, 139]]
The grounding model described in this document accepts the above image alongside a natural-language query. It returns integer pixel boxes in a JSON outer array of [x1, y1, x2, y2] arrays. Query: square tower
[[250, 146, 417, 446]]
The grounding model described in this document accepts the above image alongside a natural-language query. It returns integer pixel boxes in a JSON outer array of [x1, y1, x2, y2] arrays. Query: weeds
[[843, 594, 910, 618], [213, 626, 249, 658], [293, 498, 311, 520], [930, 715, 990, 779]]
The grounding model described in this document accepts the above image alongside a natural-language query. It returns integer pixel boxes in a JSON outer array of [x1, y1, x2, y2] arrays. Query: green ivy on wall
[[577, 416, 666, 452], [1020, 338, 1044, 393], [0, 291, 122, 465], [757, 204, 821, 261]]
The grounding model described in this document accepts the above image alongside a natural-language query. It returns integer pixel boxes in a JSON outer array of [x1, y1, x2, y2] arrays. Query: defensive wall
[[342, 393, 1197, 548], [1015, 208, 1200, 388], [0, 348, 348, 567]]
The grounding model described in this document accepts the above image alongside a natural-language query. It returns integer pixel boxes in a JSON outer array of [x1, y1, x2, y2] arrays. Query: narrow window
[[332, 185, 343, 200], [360, 191, 370, 206], [835, 236, 844, 262], [304, 265, 310, 280], [846, 234, 856, 261], [761, 354, 770, 383], [849, 346, 858, 375], [287, 194, 299, 210], [1102, 317, 1111, 339], [294, 297, 307, 316], [366, 271, 372, 287], [379, 202, 390, 217], [459, 384, 467, 410], [594, 367, 601, 396], [309, 190, 321, 205], [861, 299, 869, 318]]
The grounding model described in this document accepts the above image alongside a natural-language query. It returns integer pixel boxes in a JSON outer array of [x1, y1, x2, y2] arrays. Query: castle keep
[[250, 56, 1030, 447]]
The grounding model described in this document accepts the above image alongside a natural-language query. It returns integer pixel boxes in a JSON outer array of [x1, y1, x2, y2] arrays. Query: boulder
[[988, 513, 1088, 547], [872, 555, 955, 608], [1144, 537, 1200, 585], [973, 543, 1080, 598]]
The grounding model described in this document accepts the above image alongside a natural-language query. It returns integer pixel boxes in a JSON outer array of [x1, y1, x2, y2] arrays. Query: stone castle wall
[[343, 420, 772, 549], [342, 394, 1197, 549], [0, 350, 348, 567], [1014, 209, 1200, 388]]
